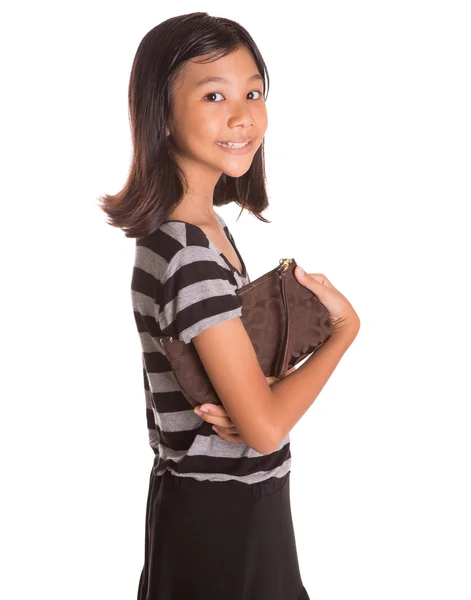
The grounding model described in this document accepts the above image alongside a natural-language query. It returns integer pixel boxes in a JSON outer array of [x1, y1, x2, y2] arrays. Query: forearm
[[268, 327, 359, 448]]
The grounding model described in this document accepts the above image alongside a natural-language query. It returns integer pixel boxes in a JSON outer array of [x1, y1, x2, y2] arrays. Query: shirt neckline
[[161, 218, 247, 279]]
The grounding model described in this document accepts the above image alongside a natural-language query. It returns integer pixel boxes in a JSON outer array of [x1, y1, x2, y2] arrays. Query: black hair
[[98, 12, 272, 238]]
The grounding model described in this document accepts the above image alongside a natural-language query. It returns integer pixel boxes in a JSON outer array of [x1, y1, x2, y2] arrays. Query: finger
[[194, 406, 234, 428], [295, 267, 329, 294], [214, 425, 238, 434], [295, 267, 333, 289], [200, 413, 234, 428], [213, 426, 244, 444], [195, 403, 235, 425], [308, 273, 337, 290], [198, 404, 228, 418]]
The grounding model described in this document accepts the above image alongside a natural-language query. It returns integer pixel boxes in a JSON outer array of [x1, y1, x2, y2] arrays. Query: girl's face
[[166, 46, 268, 180]]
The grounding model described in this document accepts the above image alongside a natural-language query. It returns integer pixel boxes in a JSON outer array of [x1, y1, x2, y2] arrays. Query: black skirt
[[137, 467, 310, 600]]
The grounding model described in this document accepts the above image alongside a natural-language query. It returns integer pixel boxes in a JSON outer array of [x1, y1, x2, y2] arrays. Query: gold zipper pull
[[278, 258, 293, 274]]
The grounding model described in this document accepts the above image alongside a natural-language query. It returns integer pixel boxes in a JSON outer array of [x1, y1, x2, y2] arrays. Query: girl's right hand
[[294, 266, 360, 334]]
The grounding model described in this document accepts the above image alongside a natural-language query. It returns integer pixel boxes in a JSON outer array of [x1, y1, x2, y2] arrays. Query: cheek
[[256, 105, 268, 134], [182, 108, 222, 145]]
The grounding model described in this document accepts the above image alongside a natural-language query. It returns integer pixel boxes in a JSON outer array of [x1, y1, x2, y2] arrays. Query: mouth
[[216, 138, 254, 154]]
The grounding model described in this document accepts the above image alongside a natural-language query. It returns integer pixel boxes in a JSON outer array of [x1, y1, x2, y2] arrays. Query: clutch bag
[[159, 258, 332, 408]]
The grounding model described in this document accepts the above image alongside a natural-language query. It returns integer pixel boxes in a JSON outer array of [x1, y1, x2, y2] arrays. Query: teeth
[[217, 140, 250, 148]]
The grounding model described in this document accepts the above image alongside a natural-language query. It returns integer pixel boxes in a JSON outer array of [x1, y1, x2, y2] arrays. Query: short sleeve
[[157, 245, 243, 344]]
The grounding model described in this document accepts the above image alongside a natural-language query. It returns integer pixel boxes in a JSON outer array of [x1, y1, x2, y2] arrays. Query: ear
[[166, 114, 173, 137]]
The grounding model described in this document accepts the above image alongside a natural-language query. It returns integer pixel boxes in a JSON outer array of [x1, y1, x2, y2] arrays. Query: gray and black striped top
[[131, 211, 291, 484]]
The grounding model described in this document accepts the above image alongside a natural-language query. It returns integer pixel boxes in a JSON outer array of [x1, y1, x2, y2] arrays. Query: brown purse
[[159, 258, 332, 408]]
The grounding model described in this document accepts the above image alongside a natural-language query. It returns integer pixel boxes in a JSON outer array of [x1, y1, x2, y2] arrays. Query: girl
[[99, 12, 360, 600]]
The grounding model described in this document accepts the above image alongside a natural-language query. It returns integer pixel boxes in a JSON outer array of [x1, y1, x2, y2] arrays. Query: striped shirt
[[131, 211, 291, 484]]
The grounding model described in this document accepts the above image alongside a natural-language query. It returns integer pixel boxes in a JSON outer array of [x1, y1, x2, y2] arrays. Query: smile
[[216, 139, 253, 154]]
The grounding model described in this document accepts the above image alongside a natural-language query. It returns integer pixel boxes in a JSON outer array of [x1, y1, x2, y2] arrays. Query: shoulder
[[134, 220, 214, 288], [159, 220, 233, 285], [136, 220, 206, 262], [155, 223, 242, 343], [135, 210, 227, 275], [133, 212, 236, 298]]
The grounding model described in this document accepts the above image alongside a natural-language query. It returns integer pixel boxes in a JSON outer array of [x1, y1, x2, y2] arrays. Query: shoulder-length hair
[[98, 12, 272, 239]]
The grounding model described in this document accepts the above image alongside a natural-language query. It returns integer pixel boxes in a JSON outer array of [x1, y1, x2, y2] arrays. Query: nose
[[227, 99, 255, 129]]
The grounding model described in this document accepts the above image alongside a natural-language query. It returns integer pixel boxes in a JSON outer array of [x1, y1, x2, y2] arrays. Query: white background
[[2, 1, 470, 599]]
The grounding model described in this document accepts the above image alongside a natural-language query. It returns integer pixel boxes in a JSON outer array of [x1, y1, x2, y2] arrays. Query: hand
[[194, 367, 297, 443], [193, 403, 244, 444], [294, 267, 360, 334]]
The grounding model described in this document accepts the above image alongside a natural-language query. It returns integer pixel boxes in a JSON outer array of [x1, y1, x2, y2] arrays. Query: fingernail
[[199, 406, 209, 413], [194, 407, 202, 416], [296, 266, 304, 276]]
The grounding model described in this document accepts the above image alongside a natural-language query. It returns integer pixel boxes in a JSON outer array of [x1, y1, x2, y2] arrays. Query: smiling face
[[166, 45, 268, 180]]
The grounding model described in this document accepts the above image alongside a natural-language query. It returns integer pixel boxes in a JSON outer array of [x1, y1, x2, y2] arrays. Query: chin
[[221, 161, 254, 178]]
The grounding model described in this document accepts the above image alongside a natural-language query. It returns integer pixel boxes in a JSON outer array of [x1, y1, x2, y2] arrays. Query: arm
[[267, 325, 359, 449], [194, 335, 356, 449], [192, 268, 360, 455]]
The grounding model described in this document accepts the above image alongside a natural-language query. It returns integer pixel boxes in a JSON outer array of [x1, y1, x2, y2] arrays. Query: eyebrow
[[194, 73, 263, 88]]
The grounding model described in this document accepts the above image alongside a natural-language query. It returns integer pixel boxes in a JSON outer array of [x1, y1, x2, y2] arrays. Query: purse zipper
[[278, 258, 294, 277], [160, 258, 294, 345], [276, 258, 293, 377]]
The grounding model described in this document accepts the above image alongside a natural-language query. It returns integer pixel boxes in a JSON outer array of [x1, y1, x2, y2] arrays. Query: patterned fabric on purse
[[159, 258, 332, 408]]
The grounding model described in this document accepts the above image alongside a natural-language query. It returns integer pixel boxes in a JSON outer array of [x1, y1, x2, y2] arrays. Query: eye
[[204, 92, 224, 102], [203, 90, 264, 102], [248, 90, 263, 100]]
